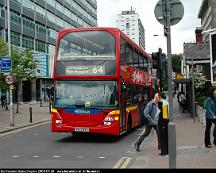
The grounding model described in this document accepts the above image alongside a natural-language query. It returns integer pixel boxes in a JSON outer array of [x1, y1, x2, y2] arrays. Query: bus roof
[[58, 27, 152, 62]]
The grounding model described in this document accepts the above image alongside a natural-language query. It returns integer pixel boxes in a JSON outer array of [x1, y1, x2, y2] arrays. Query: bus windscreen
[[56, 31, 116, 76], [54, 80, 118, 109]]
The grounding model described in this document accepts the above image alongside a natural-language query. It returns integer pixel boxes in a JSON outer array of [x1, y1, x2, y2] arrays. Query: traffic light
[[152, 48, 165, 91], [152, 48, 163, 70]]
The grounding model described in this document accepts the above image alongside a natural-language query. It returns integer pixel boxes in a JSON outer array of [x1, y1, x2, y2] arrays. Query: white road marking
[[19, 134, 23, 137], [52, 155, 61, 158], [0, 121, 50, 137], [98, 156, 106, 159], [33, 133, 39, 136], [177, 146, 198, 150], [12, 155, 19, 158], [33, 155, 39, 158]]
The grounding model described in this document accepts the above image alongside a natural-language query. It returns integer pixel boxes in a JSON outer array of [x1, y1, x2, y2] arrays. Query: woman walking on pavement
[[134, 93, 161, 152], [204, 87, 216, 148]]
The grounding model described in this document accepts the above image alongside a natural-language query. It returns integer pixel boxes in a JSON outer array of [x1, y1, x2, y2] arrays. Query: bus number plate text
[[75, 128, 89, 132]]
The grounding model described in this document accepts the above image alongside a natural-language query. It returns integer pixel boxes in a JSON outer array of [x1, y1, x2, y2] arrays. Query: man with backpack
[[134, 93, 161, 152]]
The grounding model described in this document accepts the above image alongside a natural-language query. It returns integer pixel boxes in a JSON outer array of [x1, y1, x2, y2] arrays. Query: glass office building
[[0, 0, 97, 102], [0, 0, 97, 55]]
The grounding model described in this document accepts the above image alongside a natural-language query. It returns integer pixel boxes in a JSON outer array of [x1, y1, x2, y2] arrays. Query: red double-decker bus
[[51, 27, 153, 136]]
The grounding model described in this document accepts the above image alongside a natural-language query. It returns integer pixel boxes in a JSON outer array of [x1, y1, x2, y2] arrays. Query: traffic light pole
[[165, 0, 176, 168], [158, 48, 163, 92]]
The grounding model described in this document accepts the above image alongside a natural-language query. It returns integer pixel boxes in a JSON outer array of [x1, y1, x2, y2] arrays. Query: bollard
[[40, 98, 42, 107], [29, 107, 33, 123]]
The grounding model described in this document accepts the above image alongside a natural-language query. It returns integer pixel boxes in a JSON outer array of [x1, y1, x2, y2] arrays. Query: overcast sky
[[97, 0, 203, 54]]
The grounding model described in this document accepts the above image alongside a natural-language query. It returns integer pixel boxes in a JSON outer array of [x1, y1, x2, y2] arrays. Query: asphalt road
[[0, 123, 150, 168]]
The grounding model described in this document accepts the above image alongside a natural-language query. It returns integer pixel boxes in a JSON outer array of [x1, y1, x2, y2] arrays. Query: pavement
[[0, 101, 51, 134], [129, 98, 216, 169]]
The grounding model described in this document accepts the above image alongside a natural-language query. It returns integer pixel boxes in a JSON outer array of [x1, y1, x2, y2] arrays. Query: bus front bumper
[[51, 122, 120, 136]]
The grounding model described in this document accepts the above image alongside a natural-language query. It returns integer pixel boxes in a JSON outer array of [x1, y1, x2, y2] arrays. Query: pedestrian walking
[[204, 87, 216, 148], [134, 93, 161, 152], [1, 93, 6, 108], [177, 91, 186, 113], [158, 92, 169, 155]]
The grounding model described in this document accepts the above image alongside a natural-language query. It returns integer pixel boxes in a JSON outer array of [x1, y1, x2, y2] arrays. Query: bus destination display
[[65, 66, 105, 75]]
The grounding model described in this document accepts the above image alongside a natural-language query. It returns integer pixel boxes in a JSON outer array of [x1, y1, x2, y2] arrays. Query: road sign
[[5, 75, 14, 85], [0, 56, 12, 74], [154, 0, 184, 26]]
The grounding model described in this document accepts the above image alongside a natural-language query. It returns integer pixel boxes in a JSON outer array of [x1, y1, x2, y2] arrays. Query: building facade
[[198, 0, 216, 42], [182, 28, 210, 80], [0, 0, 97, 102], [116, 9, 145, 49]]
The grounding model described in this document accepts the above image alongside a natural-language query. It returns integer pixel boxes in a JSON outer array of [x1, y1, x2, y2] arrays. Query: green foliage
[[172, 54, 182, 73], [12, 49, 37, 85], [0, 39, 37, 91], [0, 39, 9, 90], [196, 96, 206, 107], [189, 72, 207, 89]]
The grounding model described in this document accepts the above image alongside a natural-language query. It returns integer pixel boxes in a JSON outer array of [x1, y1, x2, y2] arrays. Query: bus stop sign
[[154, 0, 184, 26]]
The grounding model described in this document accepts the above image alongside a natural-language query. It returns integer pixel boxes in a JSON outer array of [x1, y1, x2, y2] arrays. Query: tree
[[12, 49, 37, 113], [0, 39, 37, 113], [172, 54, 182, 73], [0, 39, 9, 109]]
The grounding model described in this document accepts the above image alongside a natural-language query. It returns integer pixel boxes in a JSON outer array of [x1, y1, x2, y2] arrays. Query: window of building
[[0, 29, 4, 39], [35, 40, 46, 53], [13, 0, 21, 4], [35, 5, 46, 17], [56, 2, 64, 13], [56, 17, 64, 28], [48, 44, 56, 56], [22, 0, 35, 11], [22, 36, 34, 50], [47, 0, 56, 8], [47, 12, 56, 23], [49, 29, 57, 39], [126, 23, 130, 28], [36, 22, 46, 35], [11, 32, 20, 46], [133, 50, 139, 67], [0, 6, 5, 19], [10, 11, 21, 25], [22, 16, 35, 30]]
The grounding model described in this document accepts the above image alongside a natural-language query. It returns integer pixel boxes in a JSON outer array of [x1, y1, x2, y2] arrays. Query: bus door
[[120, 83, 127, 133]]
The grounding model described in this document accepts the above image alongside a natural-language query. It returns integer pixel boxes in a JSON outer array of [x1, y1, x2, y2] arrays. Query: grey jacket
[[144, 100, 159, 125]]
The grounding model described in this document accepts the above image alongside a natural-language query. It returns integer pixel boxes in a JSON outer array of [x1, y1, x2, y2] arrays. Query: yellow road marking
[[121, 157, 132, 168], [113, 157, 132, 169]]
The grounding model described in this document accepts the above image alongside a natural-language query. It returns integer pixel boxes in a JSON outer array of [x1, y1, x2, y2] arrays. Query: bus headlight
[[103, 110, 120, 126], [55, 120, 63, 124]]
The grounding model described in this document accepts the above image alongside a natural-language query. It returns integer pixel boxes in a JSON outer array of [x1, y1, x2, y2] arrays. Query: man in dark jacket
[[1, 93, 6, 108], [134, 93, 161, 151]]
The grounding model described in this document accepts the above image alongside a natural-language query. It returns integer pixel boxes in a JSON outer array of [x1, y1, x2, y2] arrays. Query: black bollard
[[29, 107, 32, 123], [40, 98, 42, 107]]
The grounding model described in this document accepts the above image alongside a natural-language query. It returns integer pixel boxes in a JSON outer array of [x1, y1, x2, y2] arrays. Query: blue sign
[[33, 54, 49, 77], [0, 56, 12, 74]]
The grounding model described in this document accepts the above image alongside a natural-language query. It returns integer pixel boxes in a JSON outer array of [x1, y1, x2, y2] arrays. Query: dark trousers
[[1, 100, 5, 108], [135, 124, 160, 148], [205, 118, 216, 146]]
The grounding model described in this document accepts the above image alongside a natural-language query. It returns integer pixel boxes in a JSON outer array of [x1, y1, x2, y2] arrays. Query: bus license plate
[[75, 128, 89, 132]]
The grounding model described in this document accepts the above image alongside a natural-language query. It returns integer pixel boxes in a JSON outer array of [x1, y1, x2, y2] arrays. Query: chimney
[[195, 27, 203, 44]]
